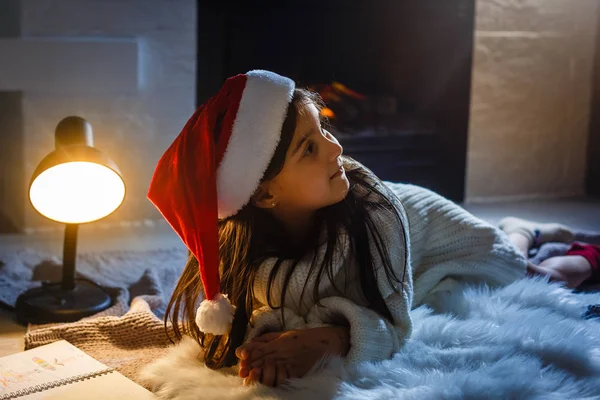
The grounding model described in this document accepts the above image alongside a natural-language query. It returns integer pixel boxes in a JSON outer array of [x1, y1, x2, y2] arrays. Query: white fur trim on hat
[[195, 293, 236, 335], [217, 70, 295, 219]]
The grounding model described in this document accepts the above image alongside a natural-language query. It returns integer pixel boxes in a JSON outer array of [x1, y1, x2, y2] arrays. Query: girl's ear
[[252, 183, 278, 209]]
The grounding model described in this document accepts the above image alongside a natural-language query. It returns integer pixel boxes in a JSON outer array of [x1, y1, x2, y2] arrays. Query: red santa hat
[[147, 70, 295, 335]]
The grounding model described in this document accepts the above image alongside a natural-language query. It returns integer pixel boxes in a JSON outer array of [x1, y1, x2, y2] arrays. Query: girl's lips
[[330, 166, 343, 179]]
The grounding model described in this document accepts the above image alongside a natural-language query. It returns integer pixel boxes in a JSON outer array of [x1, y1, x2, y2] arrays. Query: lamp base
[[16, 279, 112, 325]]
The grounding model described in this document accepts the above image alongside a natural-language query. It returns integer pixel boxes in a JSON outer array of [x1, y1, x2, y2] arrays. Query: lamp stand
[[15, 224, 112, 325]]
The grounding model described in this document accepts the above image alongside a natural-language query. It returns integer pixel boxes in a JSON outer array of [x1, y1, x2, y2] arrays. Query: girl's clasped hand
[[235, 327, 350, 386]]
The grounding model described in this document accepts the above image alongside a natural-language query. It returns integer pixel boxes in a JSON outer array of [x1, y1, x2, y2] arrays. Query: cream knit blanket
[[25, 297, 173, 385], [15, 248, 188, 385]]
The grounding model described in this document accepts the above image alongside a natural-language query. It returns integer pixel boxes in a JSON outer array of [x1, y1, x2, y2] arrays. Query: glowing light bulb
[[29, 161, 125, 224]]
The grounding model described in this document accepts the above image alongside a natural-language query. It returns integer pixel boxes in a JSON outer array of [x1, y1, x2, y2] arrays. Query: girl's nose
[[327, 134, 343, 161]]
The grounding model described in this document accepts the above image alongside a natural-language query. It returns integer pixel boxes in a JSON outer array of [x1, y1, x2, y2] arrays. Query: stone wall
[[466, 0, 599, 202]]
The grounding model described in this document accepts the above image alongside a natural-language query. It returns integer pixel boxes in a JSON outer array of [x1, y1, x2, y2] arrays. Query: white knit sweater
[[247, 165, 527, 366]]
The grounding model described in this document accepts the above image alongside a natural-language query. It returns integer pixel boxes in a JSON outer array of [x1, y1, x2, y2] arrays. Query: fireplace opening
[[197, 0, 475, 201]]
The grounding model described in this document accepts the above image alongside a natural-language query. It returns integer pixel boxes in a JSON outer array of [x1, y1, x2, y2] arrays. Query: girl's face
[[256, 102, 350, 232]]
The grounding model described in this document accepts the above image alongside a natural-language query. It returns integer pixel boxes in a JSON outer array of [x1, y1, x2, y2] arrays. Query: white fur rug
[[140, 276, 600, 400]]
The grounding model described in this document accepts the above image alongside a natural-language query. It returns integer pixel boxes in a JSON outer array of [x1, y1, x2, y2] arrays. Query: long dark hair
[[165, 88, 408, 369]]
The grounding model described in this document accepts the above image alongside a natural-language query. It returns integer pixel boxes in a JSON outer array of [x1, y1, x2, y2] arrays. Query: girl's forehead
[[295, 103, 319, 131]]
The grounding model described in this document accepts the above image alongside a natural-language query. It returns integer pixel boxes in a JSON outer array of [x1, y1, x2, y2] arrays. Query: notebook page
[[17, 372, 154, 399], [0, 341, 110, 398]]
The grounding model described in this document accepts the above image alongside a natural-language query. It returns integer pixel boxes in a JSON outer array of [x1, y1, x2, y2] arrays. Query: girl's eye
[[303, 142, 315, 157]]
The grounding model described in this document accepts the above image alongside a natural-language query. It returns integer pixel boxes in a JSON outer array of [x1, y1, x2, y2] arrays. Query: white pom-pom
[[195, 293, 236, 335]]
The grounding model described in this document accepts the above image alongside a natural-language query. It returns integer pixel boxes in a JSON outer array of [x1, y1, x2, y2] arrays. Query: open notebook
[[0, 340, 153, 399]]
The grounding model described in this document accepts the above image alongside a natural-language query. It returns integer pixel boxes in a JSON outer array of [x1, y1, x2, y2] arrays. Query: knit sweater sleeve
[[384, 183, 528, 306], [244, 305, 307, 343], [305, 289, 412, 366], [303, 167, 414, 367]]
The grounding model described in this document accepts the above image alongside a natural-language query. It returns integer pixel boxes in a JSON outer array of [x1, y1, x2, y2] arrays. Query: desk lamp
[[16, 116, 126, 324]]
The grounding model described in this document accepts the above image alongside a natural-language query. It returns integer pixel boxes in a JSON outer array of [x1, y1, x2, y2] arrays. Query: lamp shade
[[28, 117, 126, 224]]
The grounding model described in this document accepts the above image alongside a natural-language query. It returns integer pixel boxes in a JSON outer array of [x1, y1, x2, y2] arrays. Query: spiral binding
[[0, 367, 115, 400]]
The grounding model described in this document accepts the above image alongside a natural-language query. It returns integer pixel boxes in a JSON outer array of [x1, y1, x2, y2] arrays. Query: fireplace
[[197, 0, 475, 201]]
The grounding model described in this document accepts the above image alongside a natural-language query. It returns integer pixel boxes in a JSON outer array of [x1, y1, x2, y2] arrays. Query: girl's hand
[[243, 359, 290, 387], [236, 327, 350, 387], [527, 256, 592, 289], [237, 331, 293, 387]]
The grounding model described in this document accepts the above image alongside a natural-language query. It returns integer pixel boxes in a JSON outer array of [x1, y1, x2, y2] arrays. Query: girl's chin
[[332, 178, 350, 201]]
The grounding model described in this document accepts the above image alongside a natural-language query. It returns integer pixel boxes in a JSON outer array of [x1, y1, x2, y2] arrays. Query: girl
[[148, 70, 528, 388]]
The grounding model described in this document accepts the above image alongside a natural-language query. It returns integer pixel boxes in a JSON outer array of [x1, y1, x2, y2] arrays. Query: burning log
[[309, 81, 435, 137]]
